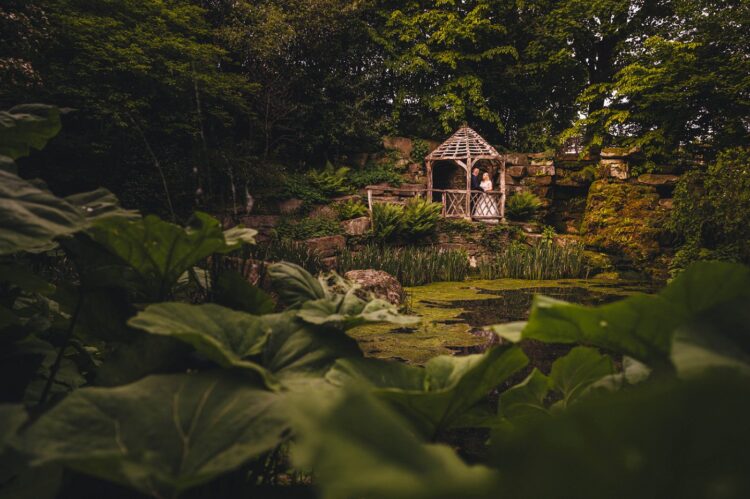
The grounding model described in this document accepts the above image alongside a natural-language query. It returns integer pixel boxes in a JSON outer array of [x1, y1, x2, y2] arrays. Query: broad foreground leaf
[[0, 170, 87, 255], [0, 104, 62, 160], [549, 346, 614, 408], [501, 262, 750, 372], [298, 293, 419, 330], [289, 389, 499, 499], [128, 303, 276, 387], [490, 373, 750, 498], [18, 371, 288, 498], [65, 188, 140, 222], [327, 345, 528, 437], [260, 312, 362, 382], [267, 262, 325, 308], [89, 212, 243, 300]]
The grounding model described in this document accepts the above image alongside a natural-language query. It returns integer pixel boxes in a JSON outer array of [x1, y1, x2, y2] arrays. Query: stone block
[[304, 235, 346, 258], [522, 175, 553, 186], [659, 198, 674, 209], [601, 146, 638, 158], [278, 198, 304, 215], [341, 216, 371, 236], [308, 205, 337, 219], [530, 159, 554, 167], [237, 215, 280, 230], [504, 153, 529, 165], [527, 164, 555, 176], [382, 136, 413, 158], [637, 174, 680, 186], [507, 165, 526, 177]]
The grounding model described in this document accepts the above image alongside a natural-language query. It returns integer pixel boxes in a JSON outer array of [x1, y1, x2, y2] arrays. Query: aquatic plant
[[478, 241, 588, 280], [337, 244, 469, 286]]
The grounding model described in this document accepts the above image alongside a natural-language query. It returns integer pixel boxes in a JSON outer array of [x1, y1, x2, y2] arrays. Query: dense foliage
[[371, 198, 443, 241], [505, 191, 542, 221], [478, 240, 588, 280], [2, 0, 747, 216], [668, 147, 750, 272], [2, 107, 750, 498]]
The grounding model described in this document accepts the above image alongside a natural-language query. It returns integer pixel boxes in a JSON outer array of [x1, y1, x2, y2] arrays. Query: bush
[[307, 162, 352, 197], [348, 161, 403, 189], [334, 198, 369, 220], [275, 215, 342, 240], [337, 244, 469, 286], [411, 138, 430, 163], [668, 147, 750, 274], [371, 203, 404, 239], [400, 197, 442, 239], [506, 191, 542, 221]]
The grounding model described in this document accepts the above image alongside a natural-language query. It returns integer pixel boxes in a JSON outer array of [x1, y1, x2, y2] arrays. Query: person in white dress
[[473, 172, 500, 220]]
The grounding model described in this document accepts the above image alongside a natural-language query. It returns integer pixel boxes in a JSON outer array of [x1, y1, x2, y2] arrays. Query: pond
[[348, 277, 657, 365]]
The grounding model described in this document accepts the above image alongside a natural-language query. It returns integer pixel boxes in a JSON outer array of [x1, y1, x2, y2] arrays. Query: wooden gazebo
[[425, 126, 506, 220]]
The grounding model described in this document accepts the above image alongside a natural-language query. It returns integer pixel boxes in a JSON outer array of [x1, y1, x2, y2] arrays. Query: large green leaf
[[65, 188, 140, 222], [18, 371, 288, 498], [128, 303, 276, 388], [490, 373, 750, 499], [89, 212, 248, 300], [267, 262, 325, 308], [507, 262, 750, 371], [213, 270, 275, 315], [549, 346, 614, 408], [0, 105, 62, 160], [260, 312, 362, 384], [0, 170, 88, 255], [327, 345, 528, 437], [289, 389, 499, 499], [498, 368, 551, 424]]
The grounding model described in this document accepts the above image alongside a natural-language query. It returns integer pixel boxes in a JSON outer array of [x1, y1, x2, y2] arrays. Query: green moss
[[581, 180, 668, 266]]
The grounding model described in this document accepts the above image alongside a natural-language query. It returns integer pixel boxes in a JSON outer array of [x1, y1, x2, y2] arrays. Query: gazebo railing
[[365, 186, 504, 220]]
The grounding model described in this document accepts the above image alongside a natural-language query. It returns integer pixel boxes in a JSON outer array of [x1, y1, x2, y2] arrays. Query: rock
[[341, 216, 371, 236], [555, 177, 585, 188], [505, 173, 519, 185], [321, 256, 338, 271], [344, 269, 404, 305], [581, 180, 668, 268], [527, 164, 555, 176], [395, 158, 410, 169], [408, 163, 423, 174], [308, 205, 337, 219], [504, 153, 529, 165], [522, 175, 553, 186], [237, 215, 280, 230], [278, 198, 304, 215], [528, 152, 554, 160], [304, 235, 346, 258], [507, 165, 526, 177], [382, 136, 413, 158], [637, 174, 680, 186], [530, 159, 554, 167], [601, 146, 638, 158], [600, 160, 629, 180], [659, 198, 674, 209]]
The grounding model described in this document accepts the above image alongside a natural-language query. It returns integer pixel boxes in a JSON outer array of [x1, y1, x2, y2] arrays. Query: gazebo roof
[[425, 126, 501, 162]]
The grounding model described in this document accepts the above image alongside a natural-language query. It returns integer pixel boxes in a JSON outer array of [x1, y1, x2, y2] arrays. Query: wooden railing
[[366, 186, 505, 221]]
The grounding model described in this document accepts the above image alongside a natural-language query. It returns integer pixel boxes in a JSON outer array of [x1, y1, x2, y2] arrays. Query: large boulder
[[344, 269, 404, 305], [637, 174, 680, 186]]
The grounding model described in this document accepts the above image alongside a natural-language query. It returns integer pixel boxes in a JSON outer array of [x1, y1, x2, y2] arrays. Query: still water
[[348, 278, 657, 364]]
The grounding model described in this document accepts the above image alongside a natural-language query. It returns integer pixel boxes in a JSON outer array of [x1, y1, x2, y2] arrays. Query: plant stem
[[38, 294, 84, 406]]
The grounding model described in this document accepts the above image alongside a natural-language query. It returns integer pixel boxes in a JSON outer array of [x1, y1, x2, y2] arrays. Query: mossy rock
[[581, 180, 668, 267]]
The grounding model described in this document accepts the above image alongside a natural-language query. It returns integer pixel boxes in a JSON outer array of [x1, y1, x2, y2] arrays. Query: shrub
[[348, 161, 403, 188], [275, 215, 342, 240], [371, 203, 404, 239], [307, 162, 352, 196], [411, 138, 430, 163], [506, 191, 542, 221], [668, 147, 750, 274], [478, 241, 588, 280], [334, 198, 368, 220], [282, 174, 328, 205], [400, 196, 442, 239], [337, 244, 469, 286]]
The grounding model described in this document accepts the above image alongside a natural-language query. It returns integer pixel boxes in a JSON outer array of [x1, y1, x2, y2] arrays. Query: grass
[[250, 238, 324, 275], [337, 244, 469, 286], [478, 241, 589, 280]]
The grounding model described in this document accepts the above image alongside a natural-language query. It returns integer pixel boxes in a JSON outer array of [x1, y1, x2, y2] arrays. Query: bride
[[473, 172, 500, 220]]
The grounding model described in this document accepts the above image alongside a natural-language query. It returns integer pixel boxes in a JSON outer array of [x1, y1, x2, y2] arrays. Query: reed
[[250, 239, 324, 275], [477, 241, 589, 280], [337, 244, 469, 286]]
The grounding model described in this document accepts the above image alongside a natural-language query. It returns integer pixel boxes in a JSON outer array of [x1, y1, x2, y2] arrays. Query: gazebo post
[[499, 157, 506, 221]]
